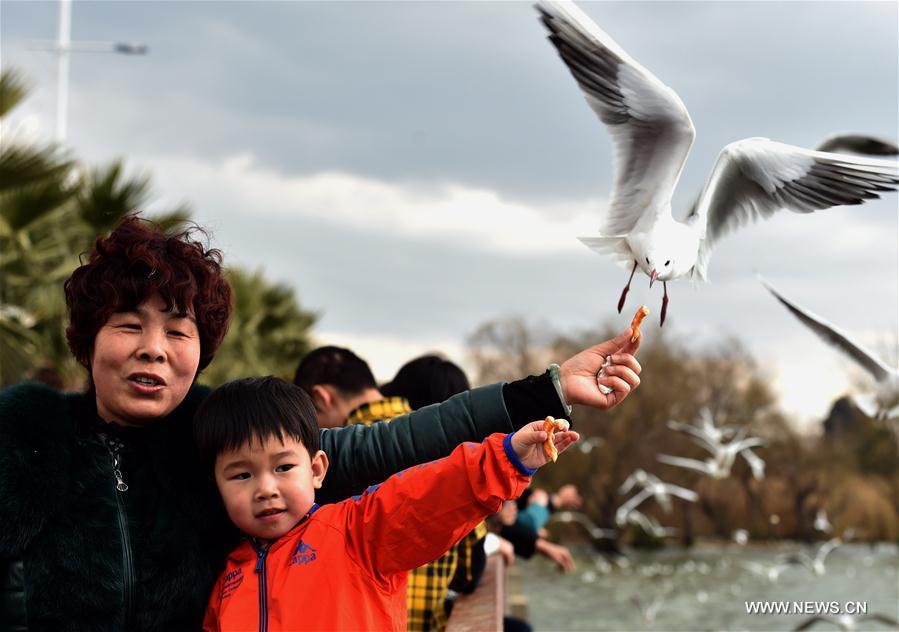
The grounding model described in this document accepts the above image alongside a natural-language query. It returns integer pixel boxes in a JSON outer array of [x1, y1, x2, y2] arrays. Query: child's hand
[[511, 419, 579, 470]]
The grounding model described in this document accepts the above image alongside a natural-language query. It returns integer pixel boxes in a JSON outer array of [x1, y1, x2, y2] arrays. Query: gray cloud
[[4, 2, 895, 204]]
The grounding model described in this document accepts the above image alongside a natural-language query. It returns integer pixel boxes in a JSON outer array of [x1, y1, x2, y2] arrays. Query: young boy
[[194, 376, 578, 631]]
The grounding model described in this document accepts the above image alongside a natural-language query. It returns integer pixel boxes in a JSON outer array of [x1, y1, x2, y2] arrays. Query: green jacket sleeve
[[317, 382, 511, 504]]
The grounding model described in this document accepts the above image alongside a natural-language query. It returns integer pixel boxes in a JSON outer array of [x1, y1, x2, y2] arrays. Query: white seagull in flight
[[536, 1, 899, 325], [760, 277, 899, 419]]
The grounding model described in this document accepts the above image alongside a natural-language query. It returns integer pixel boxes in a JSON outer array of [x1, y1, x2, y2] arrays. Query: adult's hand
[[559, 328, 642, 410], [535, 538, 575, 573]]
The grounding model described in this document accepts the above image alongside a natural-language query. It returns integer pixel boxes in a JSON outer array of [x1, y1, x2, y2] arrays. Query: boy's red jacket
[[203, 433, 534, 631]]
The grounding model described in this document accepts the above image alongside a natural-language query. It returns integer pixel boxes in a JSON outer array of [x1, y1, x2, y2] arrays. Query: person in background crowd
[[517, 484, 584, 536], [382, 353, 482, 632], [490, 498, 576, 574], [380, 354, 470, 411], [294, 345, 412, 427]]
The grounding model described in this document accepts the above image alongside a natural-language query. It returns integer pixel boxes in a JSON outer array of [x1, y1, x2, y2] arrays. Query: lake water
[[515, 542, 899, 631]]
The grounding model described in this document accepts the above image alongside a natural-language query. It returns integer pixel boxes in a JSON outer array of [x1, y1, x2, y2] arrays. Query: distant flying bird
[[814, 509, 833, 534], [667, 408, 740, 448], [780, 536, 848, 576], [761, 277, 899, 418], [656, 420, 765, 480], [815, 134, 899, 157], [658, 428, 764, 479], [536, 1, 899, 325], [742, 561, 791, 582], [618, 508, 678, 539], [794, 613, 899, 631], [629, 593, 666, 629], [618, 468, 661, 495], [616, 471, 698, 523], [786, 543, 837, 577], [739, 447, 766, 481], [656, 453, 731, 479], [549, 511, 617, 540]]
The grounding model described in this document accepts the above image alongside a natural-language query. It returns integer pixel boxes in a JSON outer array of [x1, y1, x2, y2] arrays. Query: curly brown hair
[[64, 215, 232, 372]]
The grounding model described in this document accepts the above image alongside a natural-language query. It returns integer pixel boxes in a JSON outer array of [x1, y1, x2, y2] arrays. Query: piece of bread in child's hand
[[542, 416, 567, 462], [630, 306, 650, 343]]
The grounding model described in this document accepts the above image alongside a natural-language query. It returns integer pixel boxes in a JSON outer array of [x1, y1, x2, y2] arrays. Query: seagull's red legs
[[660, 282, 669, 326], [617, 261, 638, 313]]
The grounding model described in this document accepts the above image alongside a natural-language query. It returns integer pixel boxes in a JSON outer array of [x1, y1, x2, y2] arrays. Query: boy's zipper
[[252, 540, 271, 632], [102, 435, 134, 629], [253, 543, 270, 632]]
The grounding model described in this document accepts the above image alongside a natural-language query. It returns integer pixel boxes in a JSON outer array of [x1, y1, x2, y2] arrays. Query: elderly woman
[[0, 216, 642, 631]]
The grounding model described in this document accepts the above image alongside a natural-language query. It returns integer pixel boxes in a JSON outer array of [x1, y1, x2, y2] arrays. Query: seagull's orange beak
[[649, 269, 658, 288]]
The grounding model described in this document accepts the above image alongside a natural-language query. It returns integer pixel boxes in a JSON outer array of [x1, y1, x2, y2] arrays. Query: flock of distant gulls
[[534, 1, 898, 628], [551, 406, 769, 544]]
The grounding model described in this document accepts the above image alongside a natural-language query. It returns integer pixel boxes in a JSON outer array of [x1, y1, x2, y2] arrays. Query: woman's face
[[91, 293, 201, 426]]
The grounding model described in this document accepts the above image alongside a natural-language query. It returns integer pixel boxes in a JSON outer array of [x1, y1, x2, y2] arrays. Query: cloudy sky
[[3, 1, 897, 430]]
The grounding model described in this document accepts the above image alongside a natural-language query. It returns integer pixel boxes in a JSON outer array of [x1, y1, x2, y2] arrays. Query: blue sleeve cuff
[[503, 433, 538, 477]]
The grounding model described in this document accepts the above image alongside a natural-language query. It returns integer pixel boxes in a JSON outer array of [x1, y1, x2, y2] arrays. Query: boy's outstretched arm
[[337, 426, 579, 583]]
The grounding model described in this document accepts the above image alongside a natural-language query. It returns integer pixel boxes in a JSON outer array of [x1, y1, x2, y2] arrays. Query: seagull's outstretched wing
[[860, 614, 899, 628], [619, 468, 649, 495], [687, 138, 899, 281], [815, 537, 844, 565], [683, 133, 899, 220], [537, 1, 695, 235], [657, 454, 712, 475], [616, 487, 654, 521], [739, 448, 766, 480], [761, 277, 896, 384], [793, 615, 834, 631], [667, 419, 721, 454], [816, 134, 899, 156], [658, 483, 699, 503]]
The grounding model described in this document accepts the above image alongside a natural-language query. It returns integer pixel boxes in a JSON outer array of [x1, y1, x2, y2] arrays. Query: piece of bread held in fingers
[[598, 305, 649, 396], [630, 306, 650, 343], [542, 416, 568, 462]]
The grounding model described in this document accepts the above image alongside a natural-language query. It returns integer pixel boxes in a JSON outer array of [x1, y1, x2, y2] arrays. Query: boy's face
[[214, 434, 328, 542]]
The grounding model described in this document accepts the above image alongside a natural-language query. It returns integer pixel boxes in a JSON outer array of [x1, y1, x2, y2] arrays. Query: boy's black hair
[[194, 376, 320, 469], [380, 354, 470, 410], [293, 345, 378, 396]]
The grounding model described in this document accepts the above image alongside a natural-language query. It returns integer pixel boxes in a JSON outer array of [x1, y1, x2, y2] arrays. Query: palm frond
[[0, 69, 29, 119], [0, 144, 73, 194], [0, 180, 78, 233], [76, 160, 152, 233], [148, 206, 194, 234]]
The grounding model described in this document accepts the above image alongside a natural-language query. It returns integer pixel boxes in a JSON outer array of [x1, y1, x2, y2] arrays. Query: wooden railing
[[445, 555, 505, 632]]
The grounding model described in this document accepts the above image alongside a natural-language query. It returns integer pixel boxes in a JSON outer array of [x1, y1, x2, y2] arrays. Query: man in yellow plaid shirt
[[295, 347, 485, 631]]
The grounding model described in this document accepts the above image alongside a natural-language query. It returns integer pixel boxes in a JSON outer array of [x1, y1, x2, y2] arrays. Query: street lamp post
[[55, 0, 71, 142], [33, 0, 149, 142]]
